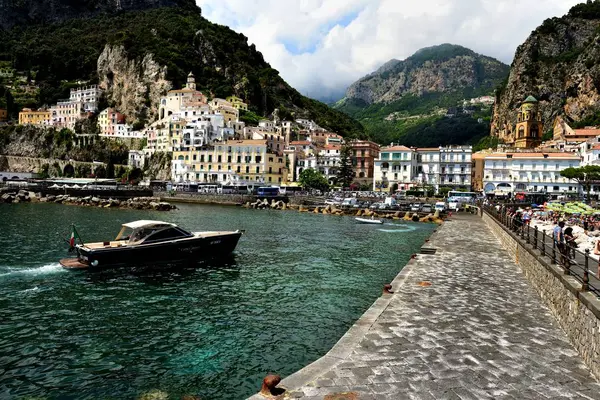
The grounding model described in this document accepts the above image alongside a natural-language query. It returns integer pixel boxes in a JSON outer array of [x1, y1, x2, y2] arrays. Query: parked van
[[342, 198, 358, 207], [435, 202, 446, 212]]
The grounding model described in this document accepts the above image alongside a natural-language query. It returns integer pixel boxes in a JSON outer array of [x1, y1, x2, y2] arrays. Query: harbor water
[[0, 203, 435, 399]]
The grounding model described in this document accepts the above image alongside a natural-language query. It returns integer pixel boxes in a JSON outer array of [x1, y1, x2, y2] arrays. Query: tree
[[439, 186, 453, 197], [94, 165, 107, 179], [39, 163, 50, 179], [299, 168, 329, 192], [106, 161, 115, 179], [336, 145, 355, 188], [560, 165, 600, 198], [129, 167, 143, 183]]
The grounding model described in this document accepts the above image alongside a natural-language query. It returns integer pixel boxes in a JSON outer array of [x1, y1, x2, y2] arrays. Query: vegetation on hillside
[[335, 44, 507, 146], [0, 5, 364, 136], [0, 125, 129, 164]]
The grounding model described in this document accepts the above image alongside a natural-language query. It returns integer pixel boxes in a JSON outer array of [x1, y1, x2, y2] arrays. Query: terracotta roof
[[323, 144, 341, 150], [383, 145, 413, 152], [415, 147, 439, 151], [572, 129, 600, 136], [290, 141, 312, 146], [592, 145, 600, 150]]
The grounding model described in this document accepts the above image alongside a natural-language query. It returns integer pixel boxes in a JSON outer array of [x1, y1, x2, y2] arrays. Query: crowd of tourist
[[494, 204, 600, 262]]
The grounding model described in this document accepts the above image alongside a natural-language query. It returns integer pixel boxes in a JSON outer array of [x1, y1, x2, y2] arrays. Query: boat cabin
[[83, 220, 193, 249], [116, 220, 193, 245]]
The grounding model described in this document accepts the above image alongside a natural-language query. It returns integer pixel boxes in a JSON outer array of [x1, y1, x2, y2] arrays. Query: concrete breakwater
[[0, 190, 176, 211], [242, 198, 444, 224]]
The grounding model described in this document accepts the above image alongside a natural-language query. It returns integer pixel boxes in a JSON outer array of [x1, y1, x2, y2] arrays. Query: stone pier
[[254, 214, 600, 400]]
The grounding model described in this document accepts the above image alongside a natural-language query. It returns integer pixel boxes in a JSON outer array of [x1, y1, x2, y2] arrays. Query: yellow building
[[515, 96, 543, 149], [18, 108, 51, 126], [226, 95, 248, 111], [172, 140, 287, 184]]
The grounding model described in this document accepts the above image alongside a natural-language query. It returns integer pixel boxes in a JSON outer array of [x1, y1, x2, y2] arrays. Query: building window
[[553, 186, 560, 191]]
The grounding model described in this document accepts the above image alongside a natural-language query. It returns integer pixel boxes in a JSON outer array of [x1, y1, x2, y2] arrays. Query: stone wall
[[483, 212, 600, 379]]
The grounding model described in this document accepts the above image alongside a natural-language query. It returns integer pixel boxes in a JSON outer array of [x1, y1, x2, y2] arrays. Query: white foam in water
[[0, 263, 65, 278], [378, 225, 418, 233]]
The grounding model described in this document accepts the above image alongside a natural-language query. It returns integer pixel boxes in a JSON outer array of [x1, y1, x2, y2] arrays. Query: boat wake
[[378, 225, 418, 233], [0, 263, 65, 278]]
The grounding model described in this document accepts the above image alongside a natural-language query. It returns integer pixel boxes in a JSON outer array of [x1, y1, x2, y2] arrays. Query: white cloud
[[196, 0, 582, 101]]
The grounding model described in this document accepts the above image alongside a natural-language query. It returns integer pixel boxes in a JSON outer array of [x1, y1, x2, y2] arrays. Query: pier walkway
[[280, 215, 600, 399]]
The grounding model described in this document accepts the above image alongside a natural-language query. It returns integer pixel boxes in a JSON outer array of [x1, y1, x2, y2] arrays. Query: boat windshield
[[129, 226, 192, 244]]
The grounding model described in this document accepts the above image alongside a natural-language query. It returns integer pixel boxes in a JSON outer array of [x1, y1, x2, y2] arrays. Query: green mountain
[[335, 44, 509, 146], [0, 1, 364, 137]]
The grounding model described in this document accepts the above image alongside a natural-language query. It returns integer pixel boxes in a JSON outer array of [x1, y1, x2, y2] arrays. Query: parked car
[[435, 202, 447, 212], [370, 202, 383, 209], [410, 203, 422, 212], [421, 204, 433, 213]]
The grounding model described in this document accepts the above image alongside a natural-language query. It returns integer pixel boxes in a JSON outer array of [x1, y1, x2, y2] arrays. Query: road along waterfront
[[260, 214, 600, 399], [0, 202, 434, 399]]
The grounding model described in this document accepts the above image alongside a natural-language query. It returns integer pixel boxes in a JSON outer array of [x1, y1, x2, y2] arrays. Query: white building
[[373, 145, 417, 192], [128, 150, 146, 169], [317, 145, 341, 184], [437, 146, 472, 190], [483, 152, 581, 195], [579, 137, 600, 166], [69, 85, 102, 113], [372, 145, 473, 193]]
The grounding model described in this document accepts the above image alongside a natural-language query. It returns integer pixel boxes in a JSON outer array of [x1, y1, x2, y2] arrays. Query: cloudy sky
[[196, 0, 582, 102]]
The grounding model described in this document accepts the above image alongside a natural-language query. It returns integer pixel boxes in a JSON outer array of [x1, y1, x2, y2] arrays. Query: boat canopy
[[122, 220, 176, 229]]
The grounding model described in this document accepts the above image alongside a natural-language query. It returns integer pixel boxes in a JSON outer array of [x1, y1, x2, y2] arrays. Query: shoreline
[[161, 195, 446, 223], [1, 189, 176, 211]]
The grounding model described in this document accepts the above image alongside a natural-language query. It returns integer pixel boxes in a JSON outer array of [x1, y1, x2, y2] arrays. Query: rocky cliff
[[0, 4, 363, 137], [0, 0, 197, 30], [343, 44, 509, 105], [98, 45, 171, 125], [492, 1, 600, 141]]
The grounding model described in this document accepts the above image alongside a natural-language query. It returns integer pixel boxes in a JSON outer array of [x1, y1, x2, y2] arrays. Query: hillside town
[[4, 73, 600, 199]]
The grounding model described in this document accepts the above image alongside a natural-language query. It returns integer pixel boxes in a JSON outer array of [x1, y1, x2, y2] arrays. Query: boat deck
[[59, 258, 89, 269], [81, 231, 239, 250]]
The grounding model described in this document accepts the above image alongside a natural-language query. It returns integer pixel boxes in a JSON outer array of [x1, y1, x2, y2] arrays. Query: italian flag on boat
[[69, 225, 81, 249]]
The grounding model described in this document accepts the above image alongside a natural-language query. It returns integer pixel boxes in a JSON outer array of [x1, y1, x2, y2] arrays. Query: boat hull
[[62, 232, 242, 270], [355, 218, 384, 225]]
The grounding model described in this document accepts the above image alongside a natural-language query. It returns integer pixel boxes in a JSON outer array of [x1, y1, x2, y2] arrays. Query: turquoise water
[[0, 203, 434, 399]]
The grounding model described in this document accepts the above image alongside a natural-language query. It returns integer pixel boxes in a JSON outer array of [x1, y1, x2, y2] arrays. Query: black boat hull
[[74, 232, 242, 270]]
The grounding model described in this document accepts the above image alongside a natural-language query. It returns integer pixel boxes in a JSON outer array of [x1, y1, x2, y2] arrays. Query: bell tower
[[515, 95, 542, 149], [186, 72, 196, 91]]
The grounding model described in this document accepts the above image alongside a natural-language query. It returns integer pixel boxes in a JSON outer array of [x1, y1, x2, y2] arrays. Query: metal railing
[[484, 206, 600, 298]]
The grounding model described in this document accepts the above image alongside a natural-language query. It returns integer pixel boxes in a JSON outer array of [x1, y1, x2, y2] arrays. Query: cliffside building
[[514, 96, 543, 149], [69, 85, 102, 113], [18, 108, 51, 126], [226, 95, 248, 111], [159, 72, 208, 120]]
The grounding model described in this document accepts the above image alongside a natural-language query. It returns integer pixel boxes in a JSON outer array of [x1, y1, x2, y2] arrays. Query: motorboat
[[59, 220, 243, 270], [355, 217, 384, 225]]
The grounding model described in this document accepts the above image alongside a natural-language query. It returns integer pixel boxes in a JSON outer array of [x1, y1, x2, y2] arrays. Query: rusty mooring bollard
[[411, 254, 417, 259], [383, 284, 394, 294], [260, 374, 285, 397]]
